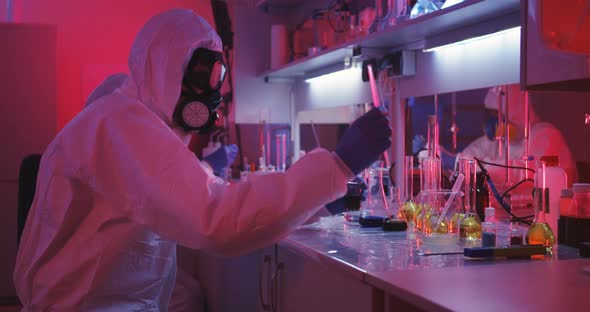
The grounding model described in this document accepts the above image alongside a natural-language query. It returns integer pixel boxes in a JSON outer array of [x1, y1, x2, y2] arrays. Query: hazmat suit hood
[[484, 84, 539, 130], [125, 9, 222, 129], [85, 73, 128, 108]]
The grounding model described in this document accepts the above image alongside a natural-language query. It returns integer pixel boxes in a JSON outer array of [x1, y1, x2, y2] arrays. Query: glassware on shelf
[[359, 166, 390, 227], [526, 161, 556, 251], [410, 0, 439, 19], [396, 0, 414, 23]]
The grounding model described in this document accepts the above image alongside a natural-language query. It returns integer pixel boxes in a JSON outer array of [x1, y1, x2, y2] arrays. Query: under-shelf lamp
[[422, 26, 521, 53], [304, 56, 362, 84], [304, 66, 361, 84]]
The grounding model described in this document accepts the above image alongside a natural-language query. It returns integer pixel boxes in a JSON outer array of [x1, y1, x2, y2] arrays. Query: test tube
[[275, 133, 287, 172]]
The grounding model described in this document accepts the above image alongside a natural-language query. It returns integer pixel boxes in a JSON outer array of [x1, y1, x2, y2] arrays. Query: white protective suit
[[14, 9, 352, 311], [85, 73, 129, 108], [85, 72, 205, 312], [459, 84, 577, 187]]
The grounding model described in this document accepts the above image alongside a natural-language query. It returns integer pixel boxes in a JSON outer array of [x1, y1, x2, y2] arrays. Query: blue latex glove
[[335, 108, 392, 175], [412, 135, 427, 155], [484, 115, 499, 141], [203, 144, 239, 176], [439, 147, 456, 172]]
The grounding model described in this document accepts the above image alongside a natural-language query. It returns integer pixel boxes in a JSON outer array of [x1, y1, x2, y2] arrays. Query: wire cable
[[474, 157, 534, 225]]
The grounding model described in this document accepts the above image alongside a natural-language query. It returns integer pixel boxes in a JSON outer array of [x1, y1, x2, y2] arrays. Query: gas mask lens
[[184, 48, 226, 94], [210, 61, 226, 91]]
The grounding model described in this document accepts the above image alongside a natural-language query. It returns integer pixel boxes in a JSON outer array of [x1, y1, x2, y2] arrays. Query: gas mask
[[174, 48, 227, 133], [484, 110, 521, 142]]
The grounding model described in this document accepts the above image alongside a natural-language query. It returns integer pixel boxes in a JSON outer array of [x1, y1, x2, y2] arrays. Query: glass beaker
[[343, 179, 365, 223], [459, 159, 481, 240], [424, 190, 464, 235], [415, 157, 440, 233], [526, 161, 556, 250], [359, 167, 390, 227]]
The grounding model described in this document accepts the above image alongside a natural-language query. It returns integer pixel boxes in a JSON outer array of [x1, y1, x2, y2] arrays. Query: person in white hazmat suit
[[431, 84, 577, 218], [455, 84, 577, 187], [85, 73, 206, 312], [14, 8, 391, 311]]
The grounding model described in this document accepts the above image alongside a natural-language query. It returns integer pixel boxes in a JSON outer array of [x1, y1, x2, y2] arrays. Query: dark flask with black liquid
[[475, 171, 490, 221]]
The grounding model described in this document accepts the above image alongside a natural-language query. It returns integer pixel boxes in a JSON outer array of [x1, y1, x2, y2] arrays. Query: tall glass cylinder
[[416, 157, 440, 233], [426, 115, 438, 160], [401, 156, 419, 226], [459, 158, 481, 240], [526, 161, 556, 250], [403, 156, 414, 202]]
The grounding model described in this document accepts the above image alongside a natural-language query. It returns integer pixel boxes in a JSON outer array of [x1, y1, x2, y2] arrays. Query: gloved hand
[[439, 146, 456, 172], [203, 144, 239, 176], [335, 108, 392, 175], [412, 135, 427, 155]]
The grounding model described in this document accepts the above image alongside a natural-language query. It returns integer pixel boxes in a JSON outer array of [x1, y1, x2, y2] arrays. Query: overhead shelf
[[259, 0, 520, 80]]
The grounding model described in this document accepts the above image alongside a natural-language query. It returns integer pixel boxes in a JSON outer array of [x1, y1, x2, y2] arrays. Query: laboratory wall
[[533, 91, 590, 181], [0, 22, 56, 298], [12, 0, 215, 130], [1, 0, 213, 300], [232, 4, 292, 124]]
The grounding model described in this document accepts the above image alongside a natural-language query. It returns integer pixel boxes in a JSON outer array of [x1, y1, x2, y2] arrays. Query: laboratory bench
[[268, 215, 586, 312]]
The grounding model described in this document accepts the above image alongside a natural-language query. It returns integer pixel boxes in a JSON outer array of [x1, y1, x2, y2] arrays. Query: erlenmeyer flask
[[359, 167, 390, 227], [526, 161, 555, 251], [459, 158, 482, 240]]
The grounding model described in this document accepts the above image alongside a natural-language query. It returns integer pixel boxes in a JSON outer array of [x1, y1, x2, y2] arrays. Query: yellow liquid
[[449, 213, 465, 234], [422, 208, 434, 234], [428, 214, 449, 234], [460, 213, 481, 240], [402, 201, 419, 223], [415, 204, 427, 231], [526, 222, 555, 248]]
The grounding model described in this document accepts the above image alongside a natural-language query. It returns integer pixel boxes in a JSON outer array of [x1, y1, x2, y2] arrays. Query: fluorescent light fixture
[[423, 27, 521, 53], [304, 66, 361, 84]]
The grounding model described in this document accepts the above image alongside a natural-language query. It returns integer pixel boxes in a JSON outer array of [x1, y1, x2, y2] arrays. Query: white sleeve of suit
[[84, 113, 351, 257]]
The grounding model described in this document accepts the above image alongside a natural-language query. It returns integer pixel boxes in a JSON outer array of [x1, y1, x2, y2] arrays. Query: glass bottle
[[459, 159, 481, 240], [509, 221, 524, 245], [481, 207, 496, 248], [475, 171, 490, 221], [526, 161, 556, 250], [343, 179, 364, 222], [359, 167, 390, 227]]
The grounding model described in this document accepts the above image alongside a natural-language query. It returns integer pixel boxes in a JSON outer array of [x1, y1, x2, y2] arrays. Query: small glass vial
[[481, 207, 496, 248], [509, 221, 524, 245]]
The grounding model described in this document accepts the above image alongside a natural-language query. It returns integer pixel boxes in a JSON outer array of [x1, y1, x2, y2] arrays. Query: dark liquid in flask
[[359, 216, 385, 227]]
